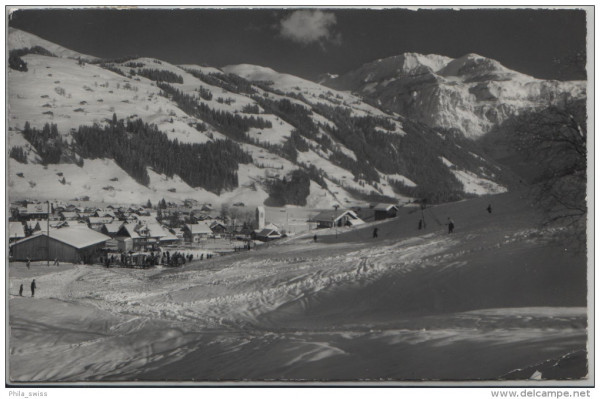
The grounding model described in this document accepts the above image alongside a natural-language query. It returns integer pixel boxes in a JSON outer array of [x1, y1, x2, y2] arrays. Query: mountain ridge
[[321, 51, 585, 138], [8, 28, 515, 207]]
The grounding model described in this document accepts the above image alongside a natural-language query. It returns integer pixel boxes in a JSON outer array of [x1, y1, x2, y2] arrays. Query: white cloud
[[279, 10, 341, 46]]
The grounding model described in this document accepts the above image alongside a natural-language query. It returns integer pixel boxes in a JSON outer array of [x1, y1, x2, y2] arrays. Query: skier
[[487, 204, 492, 214], [447, 218, 455, 234], [313, 234, 318, 242], [19, 284, 23, 297], [54, 258, 59, 267], [418, 219, 423, 230], [26, 258, 31, 269], [30, 279, 36, 297], [373, 228, 379, 238]]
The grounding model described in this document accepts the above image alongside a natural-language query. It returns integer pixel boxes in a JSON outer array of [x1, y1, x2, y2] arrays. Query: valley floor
[[7, 192, 588, 383]]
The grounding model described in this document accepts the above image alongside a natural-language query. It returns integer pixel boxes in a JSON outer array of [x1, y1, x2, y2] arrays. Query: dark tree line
[[253, 97, 319, 139], [22, 122, 67, 164], [72, 117, 253, 194], [10, 46, 56, 58], [157, 82, 272, 141], [183, 68, 255, 95], [9, 46, 56, 71], [99, 63, 125, 77], [312, 103, 481, 203], [136, 68, 184, 84], [9, 146, 28, 163], [265, 169, 311, 206], [9, 55, 27, 72]]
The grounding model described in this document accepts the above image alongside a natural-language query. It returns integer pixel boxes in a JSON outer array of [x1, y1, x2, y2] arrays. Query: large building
[[10, 226, 110, 263]]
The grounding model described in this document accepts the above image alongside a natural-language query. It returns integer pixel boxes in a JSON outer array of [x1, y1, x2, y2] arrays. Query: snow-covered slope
[[8, 27, 98, 61], [7, 28, 510, 206], [323, 52, 586, 138]]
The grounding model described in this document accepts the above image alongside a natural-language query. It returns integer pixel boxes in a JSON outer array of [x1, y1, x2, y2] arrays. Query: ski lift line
[[426, 206, 443, 226]]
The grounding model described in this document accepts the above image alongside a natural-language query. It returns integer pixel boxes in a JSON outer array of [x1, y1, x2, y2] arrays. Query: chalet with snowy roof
[[183, 223, 212, 243], [22, 203, 50, 220], [115, 224, 145, 251], [311, 210, 364, 229], [94, 210, 116, 218], [210, 221, 228, 235], [9, 222, 25, 243], [60, 211, 80, 221], [100, 221, 124, 237], [10, 226, 110, 263], [158, 227, 179, 245], [255, 226, 282, 242], [88, 216, 115, 230], [372, 204, 399, 220]]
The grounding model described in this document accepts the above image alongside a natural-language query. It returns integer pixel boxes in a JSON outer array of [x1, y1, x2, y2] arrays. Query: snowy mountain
[[8, 27, 98, 61], [7, 28, 510, 207], [322, 52, 586, 138]]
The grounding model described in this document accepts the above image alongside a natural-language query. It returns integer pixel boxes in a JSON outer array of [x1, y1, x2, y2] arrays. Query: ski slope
[[8, 192, 587, 382]]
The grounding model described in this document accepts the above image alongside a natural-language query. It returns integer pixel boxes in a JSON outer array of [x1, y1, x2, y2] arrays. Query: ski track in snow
[[8, 205, 587, 381]]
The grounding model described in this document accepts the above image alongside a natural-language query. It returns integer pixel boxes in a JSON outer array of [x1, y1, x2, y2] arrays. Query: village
[[8, 198, 402, 269]]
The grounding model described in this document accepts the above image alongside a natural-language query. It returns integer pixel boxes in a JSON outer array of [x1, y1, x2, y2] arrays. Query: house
[[9, 222, 25, 243], [88, 216, 114, 230], [373, 204, 399, 220], [255, 226, 282, 242], [182, 223, 212, 243], [94, 210, 116, 218], [23, 203, 50, 220], [115, 224, 145, 251], [158, 226, 180, 245], [60, 211, 80, 221], [10, 226, 110, 263], [311, 210, 364, 229], [169, 228, 184, 241], [100, 221, 124, 237], [210, 221, 228, 235]]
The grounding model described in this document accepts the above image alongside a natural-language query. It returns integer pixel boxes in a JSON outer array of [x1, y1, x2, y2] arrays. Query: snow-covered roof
[[118, 224, 141, 239], [9, 222, 25, 239], [88, 216, 114, 225], [102, 221, 123, 234], [185, 223, 212, 235], [312, 209, 359, 222], [13, 226, 110, 249], [132, 215, 158, 223], [26, 203, 50, 215], [145, 223, 168, 238], [95, 210, 115, 218], [373, 203, 399, 212], [61, 211, 79, 219], [159, 227, 179, 242], [256, 228, 282, 238]]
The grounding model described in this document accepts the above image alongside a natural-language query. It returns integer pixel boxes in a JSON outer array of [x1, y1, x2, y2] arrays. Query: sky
[[8, 7, 588, 81]]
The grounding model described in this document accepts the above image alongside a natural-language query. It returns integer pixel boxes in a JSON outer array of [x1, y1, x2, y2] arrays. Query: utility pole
[[333, 204, 339, 239], [47, 200, 50, 267]]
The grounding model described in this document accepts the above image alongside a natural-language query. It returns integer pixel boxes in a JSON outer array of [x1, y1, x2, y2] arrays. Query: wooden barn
[[312, 210, 364, 229], [10, 227, 110, 263], [255, 226, 282, 242], [373, 204, 399, 220]]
